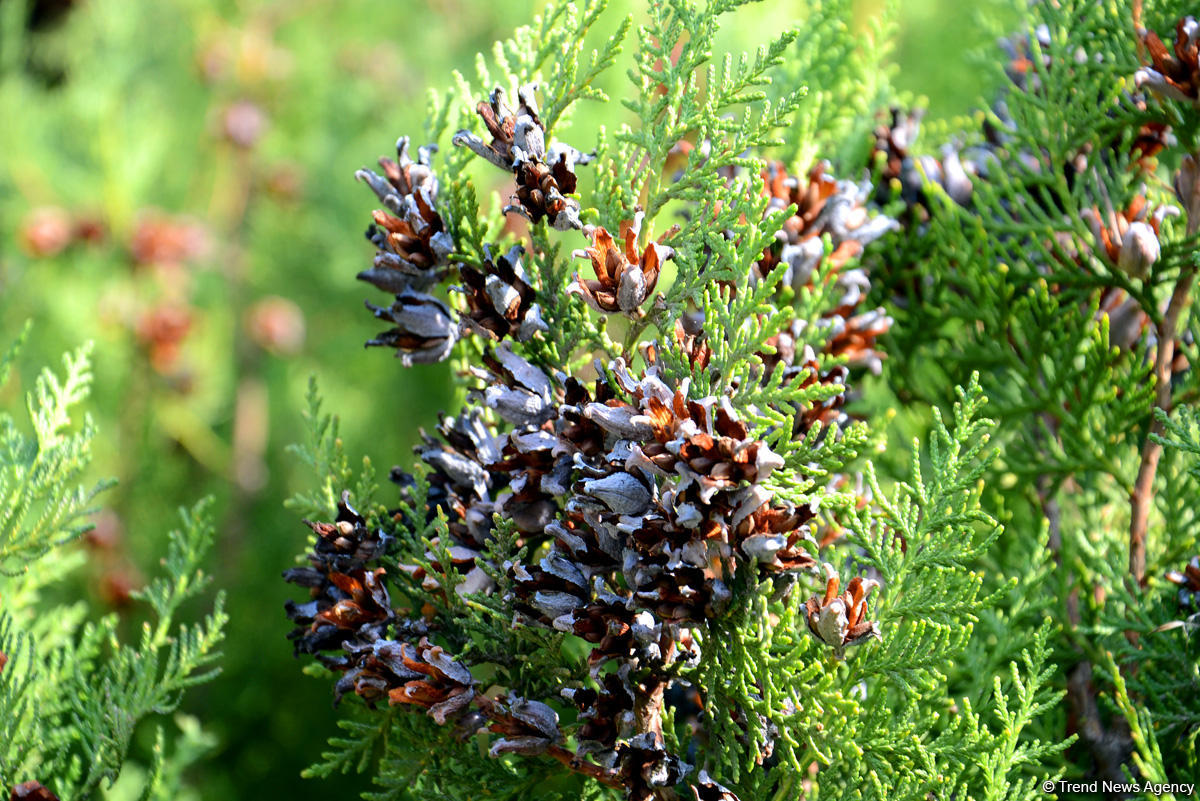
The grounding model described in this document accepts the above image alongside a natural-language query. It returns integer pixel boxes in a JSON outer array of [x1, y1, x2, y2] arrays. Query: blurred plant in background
[[0, 0, 999, 799], [0, 0, 530, 796], [0, 332, 225, 801]]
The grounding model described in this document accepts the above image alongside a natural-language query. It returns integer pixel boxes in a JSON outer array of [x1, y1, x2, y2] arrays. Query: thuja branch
[[287, 70, 898, 794]]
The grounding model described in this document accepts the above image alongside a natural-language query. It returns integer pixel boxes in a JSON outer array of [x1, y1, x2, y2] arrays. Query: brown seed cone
[[298, 492, 390, 570], [1136, 17, 1200, 104], [458, 244, 547, 342], [570, 597, 645, 666], [557, 376, 616, 458], [872, 107, 922, 192], [748, 163, 896, 381], [615, 732, 692, 801], [509, 552, 589, 629], [357, 137, 453, 294], [822, 308, 893, 375], [472, 342, 556, 427], [453, 86, 543, 170], [1132, 119, 1172, 164], [391, 464, 495, 552], [1165, 555, 1200, 608], [771, 342, 850, 438], [333, 631, 434, 707], [569, 217, 673, 315], [868, 107, 975, 217], [627, 560, 732, 624], [364, 290, 457, 366], [691, 770, 741, 800], [485, 695, 562, 757], [561, 359, 819, 605], [453, 85, 588, 231], [10, 782, 60, 801], [313, 567, 393, 630], [1081, 194, 1176, 280], [390, 408, 505, 588], [641, 320, 713, 376], [387, 639, 478, 725], [638, 391, 783, 498], [756, 161, 898, 294], [804, 563, 881, 657], [545, 515, 624, 574], [734, 502, 818, 573], [562, 671, 637, 750], [510, 153, 585, 231], [284, 493, 396, 656]]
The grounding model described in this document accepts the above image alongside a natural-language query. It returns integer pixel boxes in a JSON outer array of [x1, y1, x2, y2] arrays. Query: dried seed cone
[[1081, 193, 1177, 280], [691, 770, 742, 800], [486, 696, 562, 757], [458, 244, 548, 342], [569, 216, 673, 316], [357, 137, 454, 293], [752, 162, 896, 377], [1166, 555, 1200, 609], [453, 84, 588, 230], [293, 123, 901, 795], [756, 161, 897, 290], [869, 108, 977, 216], [1136, 17, 1200, 105], [804, 562, 881, 657], [451, 86, 544, 170], [283, 493, 396, 657], [364, 290, 458, 366], [9, 783, 60, 801]]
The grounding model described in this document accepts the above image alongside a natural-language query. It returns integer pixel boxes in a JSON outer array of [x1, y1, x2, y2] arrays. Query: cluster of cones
[[288, 79, 903, 800]]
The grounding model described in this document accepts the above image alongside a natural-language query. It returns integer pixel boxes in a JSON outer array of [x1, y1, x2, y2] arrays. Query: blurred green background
[[0, 0, 1003, 797]]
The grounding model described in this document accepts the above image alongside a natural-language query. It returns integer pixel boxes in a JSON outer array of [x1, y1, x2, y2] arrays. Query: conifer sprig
[[0, 334, 112, 573], [0, 337, 226, 801]]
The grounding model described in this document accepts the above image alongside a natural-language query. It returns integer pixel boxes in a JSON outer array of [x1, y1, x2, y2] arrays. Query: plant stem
[[1129, 262, 1196, 585]]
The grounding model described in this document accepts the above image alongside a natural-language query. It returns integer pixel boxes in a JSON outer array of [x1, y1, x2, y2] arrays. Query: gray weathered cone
[[474, 342, 555, 425], [356, 137, 454, 293], [364, 290, 457, 366]]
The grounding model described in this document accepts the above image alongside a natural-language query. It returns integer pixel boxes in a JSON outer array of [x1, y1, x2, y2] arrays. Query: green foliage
[[307, 709, 612, 801], [615, 0, 804, 221], [774, 0, 894, 170], [852, 377, 1005, 690], [0, 328, 112, 572], [0, 336, 226, 800], [285, 377, 379, 523], [457, 0, 631, 134], [874, 0, 1200, 793]]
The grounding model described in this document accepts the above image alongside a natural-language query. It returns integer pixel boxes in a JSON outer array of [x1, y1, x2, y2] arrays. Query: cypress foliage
[[0, 329, 227, 800]]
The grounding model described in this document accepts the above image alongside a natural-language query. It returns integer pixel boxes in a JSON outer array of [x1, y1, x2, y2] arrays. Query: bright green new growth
[[0, 325, 111, 572], [0, 331, 227, 801]]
